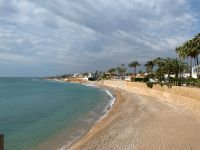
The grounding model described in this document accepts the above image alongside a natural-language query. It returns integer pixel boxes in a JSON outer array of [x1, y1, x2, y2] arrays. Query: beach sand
[[70, 81, 200, 150]]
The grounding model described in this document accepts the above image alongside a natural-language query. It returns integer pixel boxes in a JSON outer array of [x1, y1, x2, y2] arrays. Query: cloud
[[0, 0, 199, 76]]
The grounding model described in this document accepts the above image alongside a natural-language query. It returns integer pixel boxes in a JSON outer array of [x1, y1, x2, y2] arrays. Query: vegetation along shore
[[46, 33, 200, 150]]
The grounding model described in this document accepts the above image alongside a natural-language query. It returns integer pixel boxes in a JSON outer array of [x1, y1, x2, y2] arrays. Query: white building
[[192, 65, 200, 79], [164, 74, 175, 78], [125, 76, 131, 81], [73, 73, 79, 78], [179, 65, 199, 79], [87, 73, 92, 78]]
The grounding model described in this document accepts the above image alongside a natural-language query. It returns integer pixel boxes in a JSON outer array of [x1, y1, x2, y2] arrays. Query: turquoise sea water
[[0, 78, 112, 150]]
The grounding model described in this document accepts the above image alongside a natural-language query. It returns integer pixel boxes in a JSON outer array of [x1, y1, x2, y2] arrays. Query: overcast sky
[[0, 0, 199, 77]]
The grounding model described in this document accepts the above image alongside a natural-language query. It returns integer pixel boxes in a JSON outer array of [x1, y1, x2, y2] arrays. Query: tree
[[94, 70, 100, 80], [175, 33, 200, 78], [184, 40, 194, 77], [153, 57, 163, 69], [107, 68, 116, 79], [128, 61, 141, 77], [117, 65, 126, 80], [175, 46, 187, 59], [144, 60, 155, 74], [121, 64, 126, 79], [155, 58, 189, 79], [192, 33, 200, 78], [170, 59, 189, 78]]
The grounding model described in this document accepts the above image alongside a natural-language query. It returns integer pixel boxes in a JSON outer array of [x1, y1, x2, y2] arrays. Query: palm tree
[[162, 58, 173, 78], [156, 58, 189, 79], [191, 33, 200, 78], [144, 60, 155, 74], [107, 68, 116, 79], [117, 66, 124, 80], [153, 57, 163, 69], [121, 64, 126, 79], [171, 59, 189, 78], [178, 61, 189, 76], [175, 46, 187, 59], [184, 40, 194, 77], [176, 40, 193, 77], [175, 46, 187, 79], [128, 61, 141, 77], [175, 33, 200, 78]]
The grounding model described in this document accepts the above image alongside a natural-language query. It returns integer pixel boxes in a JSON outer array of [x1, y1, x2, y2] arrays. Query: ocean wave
[[58, 87, 116, 150], [98, 89, 116, 122], [104, 90, 115, 109], [31, 78, 39, 82], [46, 79, 65, 83], [82, 83, 98, 88]]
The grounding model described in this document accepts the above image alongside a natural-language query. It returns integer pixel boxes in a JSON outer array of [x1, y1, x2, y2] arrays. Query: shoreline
[[59, 84, 117, 150], [69, 80, 200, 150], [69, 83, 123, 150], [35, 80, 117, 150]]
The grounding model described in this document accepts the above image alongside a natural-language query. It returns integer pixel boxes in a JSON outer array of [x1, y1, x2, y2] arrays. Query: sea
[[0, 77, 114, 150]]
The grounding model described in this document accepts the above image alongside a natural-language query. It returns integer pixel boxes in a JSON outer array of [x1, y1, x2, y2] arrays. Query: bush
[[146, 82, 154, 88], [169, 77, 200, 87], [88, 77, 96, 81], [157, 77, 200, 88], [133, 78, 144, 82], [143, 74, 155, 83], [143, 77, 149, 82]]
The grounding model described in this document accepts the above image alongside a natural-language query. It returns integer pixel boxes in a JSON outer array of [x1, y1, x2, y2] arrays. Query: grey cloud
[[0, 0, 199, 76]]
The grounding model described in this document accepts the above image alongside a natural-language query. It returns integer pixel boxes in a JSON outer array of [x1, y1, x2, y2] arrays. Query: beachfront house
[[192, 65, 200, 79], [73, 73, 79, 78], [125, 76, 131, 81], [180, 65, 200, 79], [82, 73, 93, 81]]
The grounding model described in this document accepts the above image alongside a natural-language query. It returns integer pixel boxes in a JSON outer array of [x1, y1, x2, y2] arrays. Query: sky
[[0, 0, 200, 77]]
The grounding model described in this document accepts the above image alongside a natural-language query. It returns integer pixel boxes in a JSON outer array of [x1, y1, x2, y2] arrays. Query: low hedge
[[133, 78, 144, 82]]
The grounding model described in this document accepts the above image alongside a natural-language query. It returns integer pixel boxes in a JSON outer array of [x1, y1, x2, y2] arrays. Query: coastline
[[69, 80, 200, 150], [58, 84, 117, 150], [69, 83, 123, 150], [34, 80, 117, 150]]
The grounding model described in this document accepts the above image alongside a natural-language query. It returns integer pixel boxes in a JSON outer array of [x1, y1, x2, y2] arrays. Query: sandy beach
[[70, 80, 200, 150]]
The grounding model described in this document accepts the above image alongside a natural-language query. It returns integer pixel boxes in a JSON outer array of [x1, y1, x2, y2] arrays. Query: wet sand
[[70, 81, 200, 150]]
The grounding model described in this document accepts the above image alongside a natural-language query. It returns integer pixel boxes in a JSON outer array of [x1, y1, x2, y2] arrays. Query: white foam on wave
[[83, 83, 98, 88], [98, 89, 115, 122], [58, 86, 116, 150], [104, 90, 116, 110], [46, 79, 65, 83]]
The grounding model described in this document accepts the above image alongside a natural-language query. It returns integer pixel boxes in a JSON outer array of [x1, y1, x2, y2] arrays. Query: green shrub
[[143, 74, 155, 83], [134, 78, 144, 82], [146, 82, 153, 88], [143, 76, 149, 83], [169, 77, 200, 87]]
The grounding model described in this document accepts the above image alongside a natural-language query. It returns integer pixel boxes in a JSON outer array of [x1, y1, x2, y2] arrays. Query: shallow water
[[0, 78, 112, 150]]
